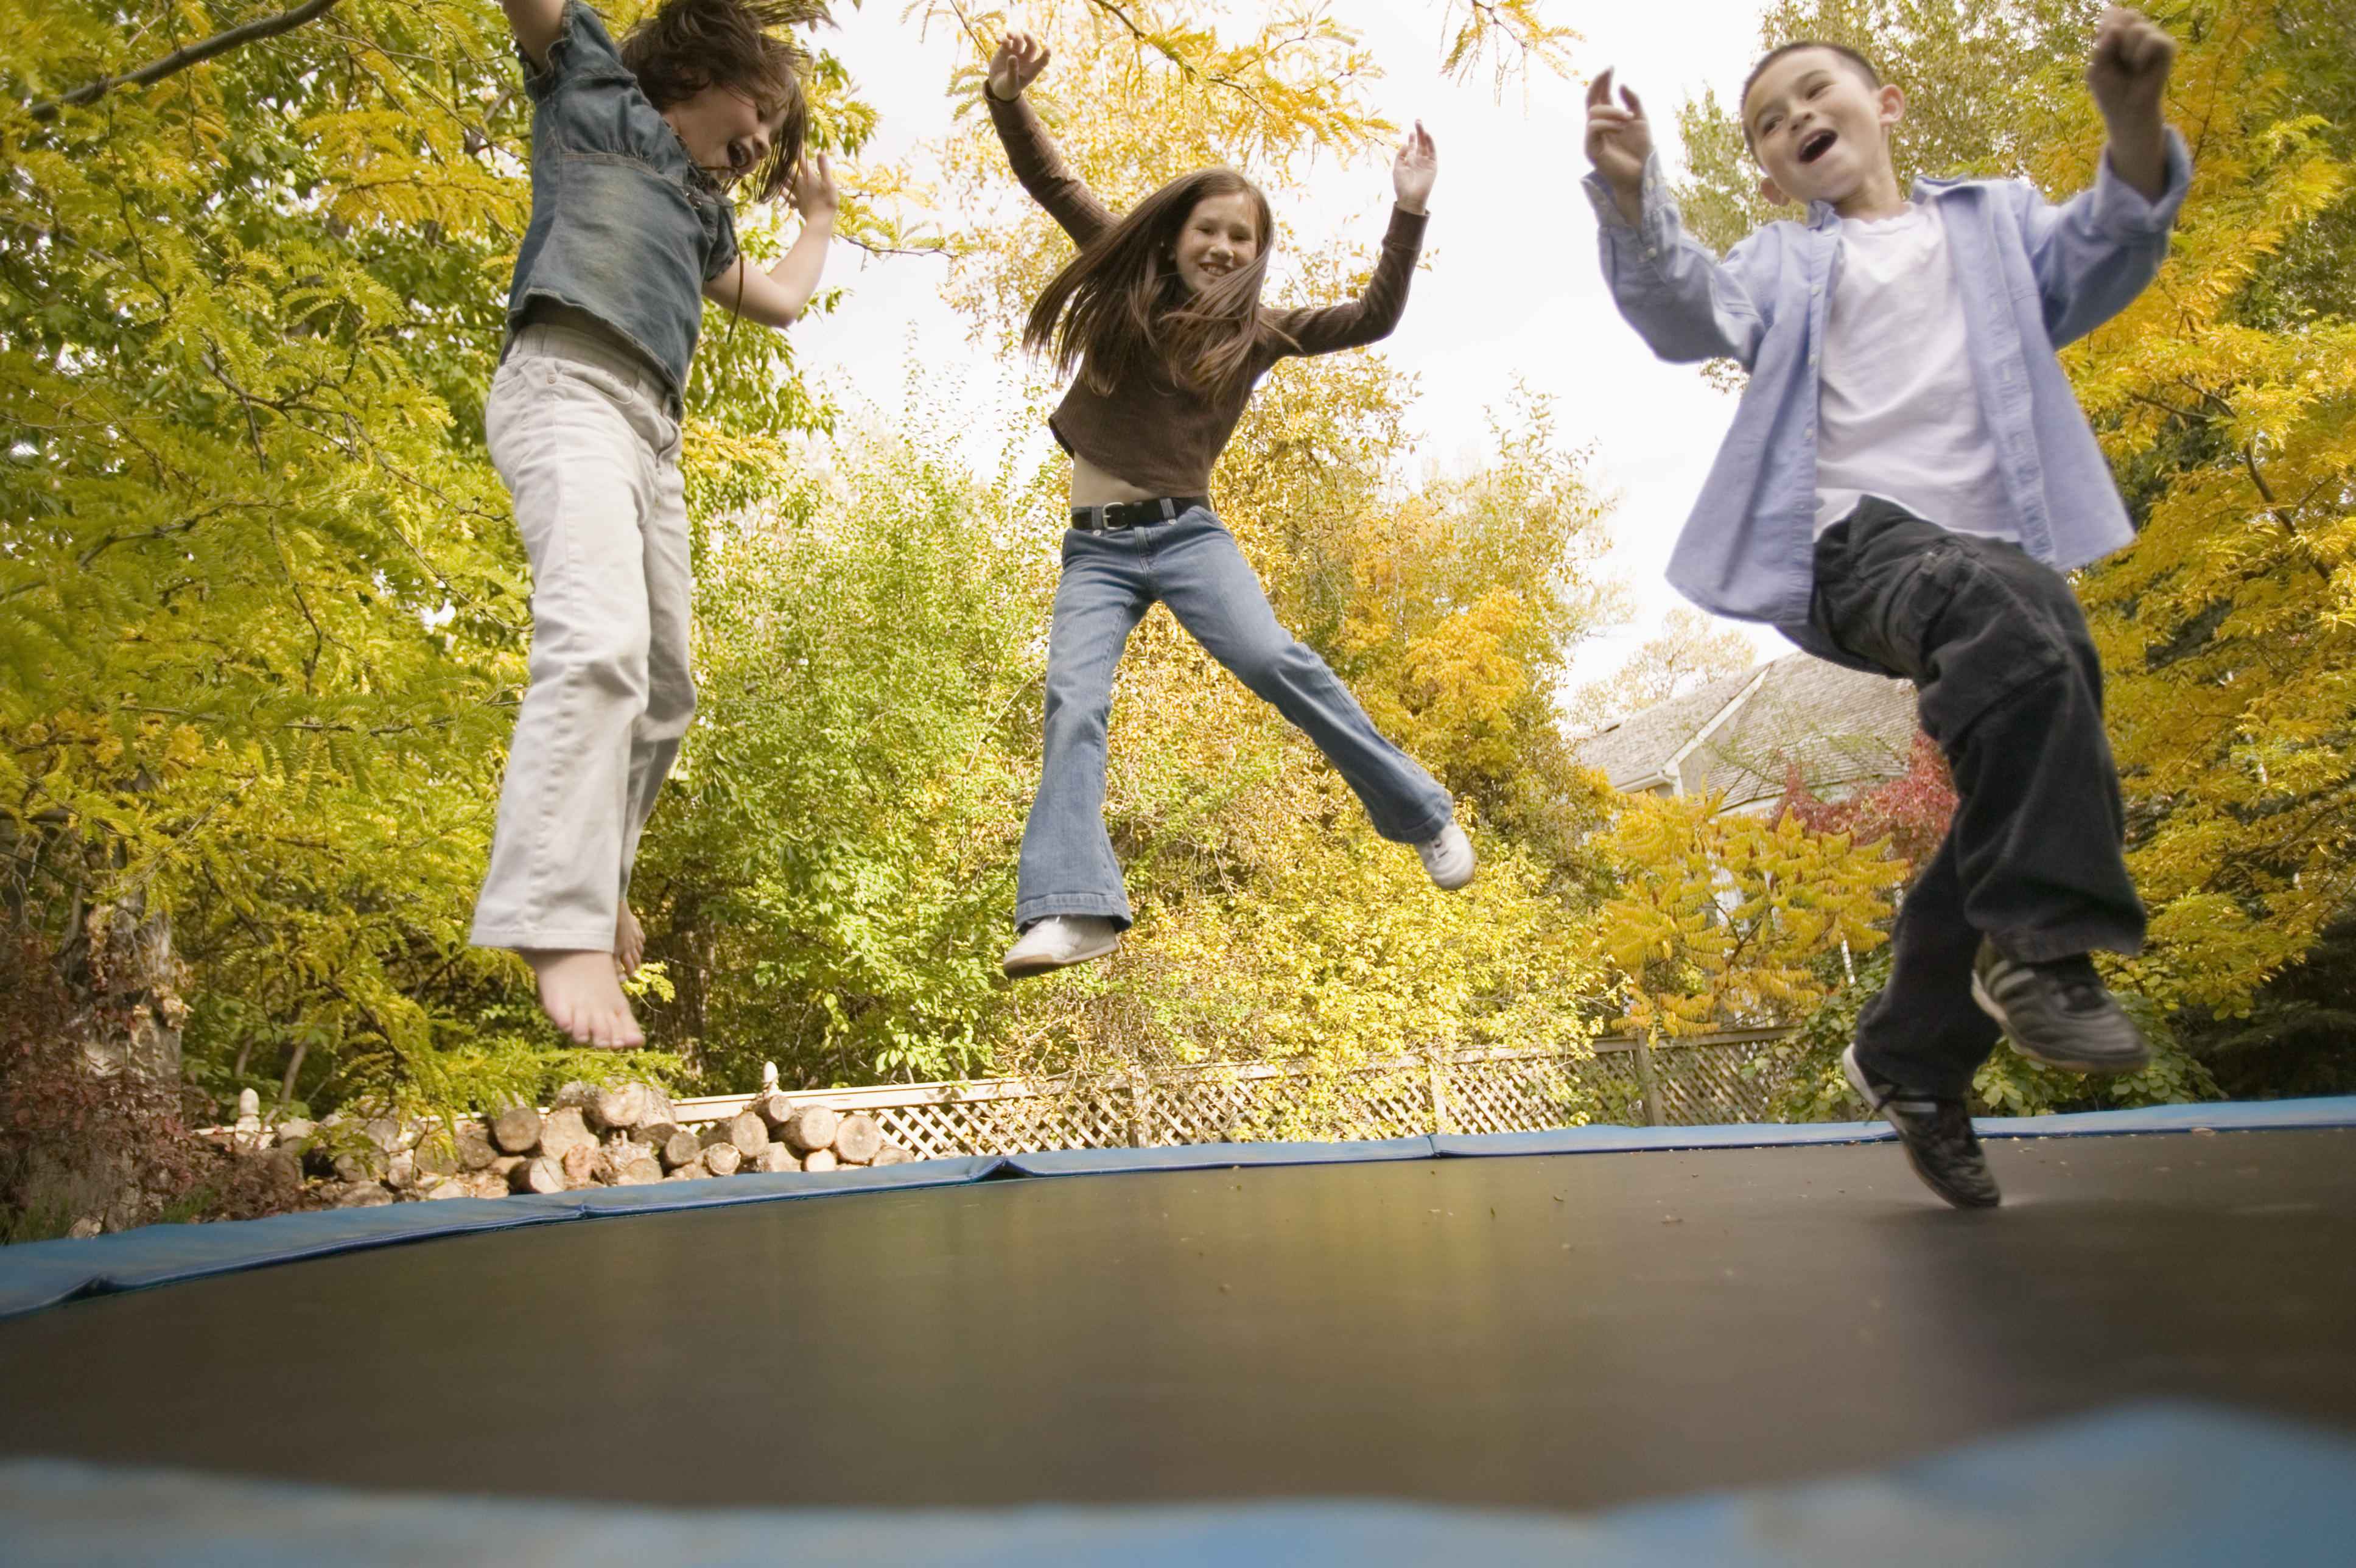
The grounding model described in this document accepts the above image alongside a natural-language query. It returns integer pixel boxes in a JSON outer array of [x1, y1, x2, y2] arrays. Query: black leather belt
[[1070, 495, 1208, 532]]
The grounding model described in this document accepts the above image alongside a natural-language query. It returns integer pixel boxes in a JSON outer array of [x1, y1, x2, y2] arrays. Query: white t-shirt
[[1812, 203, 2017, 542]]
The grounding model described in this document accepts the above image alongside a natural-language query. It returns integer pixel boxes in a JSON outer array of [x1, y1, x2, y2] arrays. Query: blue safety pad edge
[[1006, 1134, 1436, 1176], [0, 1158, 1006, 1321], [1, 1402, 2349, 1567], [1431, 1091, 2356, 1159], [7, 1097, 2351, 1324]]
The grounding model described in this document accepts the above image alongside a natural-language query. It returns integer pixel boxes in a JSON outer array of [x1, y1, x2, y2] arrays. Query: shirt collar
[[1808, 175, 1968, 230]]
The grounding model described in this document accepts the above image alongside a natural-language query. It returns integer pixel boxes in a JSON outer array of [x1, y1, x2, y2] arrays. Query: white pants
[[469, 324, 692, 952]]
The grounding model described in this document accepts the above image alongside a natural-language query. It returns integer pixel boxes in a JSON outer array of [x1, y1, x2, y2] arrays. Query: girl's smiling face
[[1744, 47, 1905, 214], [663, 86, 788, 188], [1172, 191, 1261, 296]]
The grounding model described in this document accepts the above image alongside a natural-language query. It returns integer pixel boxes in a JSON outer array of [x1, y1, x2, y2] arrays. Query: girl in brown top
[[988, 29, 1473, 980]]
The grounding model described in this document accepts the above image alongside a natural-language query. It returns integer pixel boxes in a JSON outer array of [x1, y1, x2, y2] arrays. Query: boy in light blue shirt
[[1583, 9, 2188, 1208]]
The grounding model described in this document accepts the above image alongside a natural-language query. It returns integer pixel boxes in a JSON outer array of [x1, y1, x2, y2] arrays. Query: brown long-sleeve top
[[988, 89, 1428, 497]]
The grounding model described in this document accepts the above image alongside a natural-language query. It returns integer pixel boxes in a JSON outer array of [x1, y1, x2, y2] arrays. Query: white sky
[[787, 0, 1778, 684]]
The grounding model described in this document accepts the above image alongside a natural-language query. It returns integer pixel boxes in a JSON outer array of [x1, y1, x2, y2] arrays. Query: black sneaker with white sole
[[1971, 940, 2150, 1075], [1842, 1043, 2001, 1209]]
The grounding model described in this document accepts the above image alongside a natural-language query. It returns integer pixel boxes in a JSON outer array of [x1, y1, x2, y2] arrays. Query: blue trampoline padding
[[0, 1402, 2349, 1567], [2, 1096, 2350, 1323], [0, 1159, 1002, 1321]]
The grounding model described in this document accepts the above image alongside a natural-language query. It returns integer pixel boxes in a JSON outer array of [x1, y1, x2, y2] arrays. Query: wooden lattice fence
[[670, 1029, 1801, 1157]]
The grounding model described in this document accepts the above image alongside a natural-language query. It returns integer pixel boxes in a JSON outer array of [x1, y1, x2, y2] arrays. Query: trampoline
[[3, 1099, 2354, 1565]]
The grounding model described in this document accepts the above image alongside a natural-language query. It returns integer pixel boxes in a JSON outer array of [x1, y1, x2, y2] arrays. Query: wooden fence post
[[1428, 1048, 1453, 1135], [1129, 1073, 1152, 1149]]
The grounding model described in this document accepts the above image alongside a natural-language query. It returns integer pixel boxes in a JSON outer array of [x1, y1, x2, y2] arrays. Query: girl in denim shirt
[[474, 0, 838, 1048], [981, 29, 1474, 981]]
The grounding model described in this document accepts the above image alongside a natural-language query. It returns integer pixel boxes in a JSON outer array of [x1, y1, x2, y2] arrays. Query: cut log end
[[490, 1105, 543, 1155], [508, 1155, 566, 1195], [832, 1111, 883, 1164], [783, 1105, 840, 1155]]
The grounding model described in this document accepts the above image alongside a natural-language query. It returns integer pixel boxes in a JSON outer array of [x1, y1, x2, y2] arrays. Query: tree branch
[[24, 0, 346, 122]]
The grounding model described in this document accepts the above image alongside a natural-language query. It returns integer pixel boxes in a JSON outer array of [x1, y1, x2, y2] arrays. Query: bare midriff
[[1069, 451, 1161, 507]]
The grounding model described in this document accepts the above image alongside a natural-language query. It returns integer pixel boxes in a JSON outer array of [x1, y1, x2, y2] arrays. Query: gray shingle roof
[[1569, 653, 1918, 810]]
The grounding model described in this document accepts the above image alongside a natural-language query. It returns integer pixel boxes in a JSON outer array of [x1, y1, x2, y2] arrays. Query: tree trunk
[[1633, 1032, 1666, 1128]]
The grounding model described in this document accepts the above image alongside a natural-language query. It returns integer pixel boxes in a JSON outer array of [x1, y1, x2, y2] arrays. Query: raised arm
[[706, 155, 840, 328], [2016, 9, 2187, 346], [1582, 69, 1765, 366], [500, 0, 566, 70], [984, 30, 1113, 246], [1268, 124, 1437, 357]]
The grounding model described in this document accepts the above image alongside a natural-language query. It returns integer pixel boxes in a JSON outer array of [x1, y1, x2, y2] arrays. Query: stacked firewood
[[289, 1082, 915, 1206]]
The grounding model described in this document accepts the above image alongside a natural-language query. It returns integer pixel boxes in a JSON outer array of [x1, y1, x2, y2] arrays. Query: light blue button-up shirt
[[1583, 134, 2190, 655]]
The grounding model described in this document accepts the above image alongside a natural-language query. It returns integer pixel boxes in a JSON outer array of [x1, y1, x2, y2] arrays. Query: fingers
[[1620, 83, 1646, 118], [1586, 67, 1614, 108]]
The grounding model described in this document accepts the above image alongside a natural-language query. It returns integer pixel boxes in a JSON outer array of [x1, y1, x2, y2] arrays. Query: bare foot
[[524, 949, 644, 1049], [615, 903, 645, 978]]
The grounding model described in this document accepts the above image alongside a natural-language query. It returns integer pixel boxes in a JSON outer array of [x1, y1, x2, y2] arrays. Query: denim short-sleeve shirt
[[505, 1, 739, 392]]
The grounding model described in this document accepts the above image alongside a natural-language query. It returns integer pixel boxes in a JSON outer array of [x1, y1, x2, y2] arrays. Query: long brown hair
[[1023, 168, 1289, 402], [622, 0, 826, 202]]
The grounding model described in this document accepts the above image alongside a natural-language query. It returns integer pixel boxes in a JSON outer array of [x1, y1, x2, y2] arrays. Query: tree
[[1566, 607, 1758, 734], [1596, 789, 1901, 1120]]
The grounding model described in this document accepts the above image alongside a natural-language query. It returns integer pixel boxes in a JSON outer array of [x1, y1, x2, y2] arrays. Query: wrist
[[985, 80, 1020, 103]]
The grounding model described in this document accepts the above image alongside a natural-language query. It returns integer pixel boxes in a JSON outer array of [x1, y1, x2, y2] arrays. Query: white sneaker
[[1415, 822, 1476, 890], [1002, 915, 1122, 978]]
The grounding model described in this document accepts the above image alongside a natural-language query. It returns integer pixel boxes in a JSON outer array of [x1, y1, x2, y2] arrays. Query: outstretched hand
[[1392, 121, 1437, 214], [1584, 69, 1652, 226], [989, 29, 1050, 101], [788, 152, 838, 223], [2084, 5, 2174, 127]]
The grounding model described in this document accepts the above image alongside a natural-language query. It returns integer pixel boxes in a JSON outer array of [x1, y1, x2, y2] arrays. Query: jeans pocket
[[549, 356, 637, 411], [1870, 543, 1968, 679]]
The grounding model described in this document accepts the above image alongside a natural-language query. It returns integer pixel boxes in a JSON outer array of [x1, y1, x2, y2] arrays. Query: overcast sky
[[787, 0, 1779, 684]]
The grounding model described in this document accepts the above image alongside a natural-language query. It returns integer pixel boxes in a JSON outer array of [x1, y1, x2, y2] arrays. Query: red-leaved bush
[[1775, 730, 1958, 880]]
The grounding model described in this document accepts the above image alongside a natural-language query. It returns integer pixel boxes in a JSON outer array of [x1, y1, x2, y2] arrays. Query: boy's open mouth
[[1799, 128, 1838, 164]]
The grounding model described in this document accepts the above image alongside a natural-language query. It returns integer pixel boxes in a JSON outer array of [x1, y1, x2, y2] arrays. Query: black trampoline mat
[[3, 1127, 2351, 1513]]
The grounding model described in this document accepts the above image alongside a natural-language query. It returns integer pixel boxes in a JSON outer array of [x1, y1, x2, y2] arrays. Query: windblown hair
[[1023, 168, 1286, 404], [622, 0, 827, 201], [1739, 39, 1883, 151]]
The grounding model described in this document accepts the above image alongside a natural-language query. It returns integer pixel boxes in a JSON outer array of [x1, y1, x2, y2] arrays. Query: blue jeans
[[1015, 507, 1455, 930]]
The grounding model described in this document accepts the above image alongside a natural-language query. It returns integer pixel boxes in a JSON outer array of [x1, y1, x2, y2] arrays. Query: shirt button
[[1645, 245, 1658, 258], [1804, 425, 1815, 439], [1811, 284, 1821, 295]]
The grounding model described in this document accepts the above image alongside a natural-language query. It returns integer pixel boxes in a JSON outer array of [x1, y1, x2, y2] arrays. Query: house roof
[[1570, 653, 1918, 809]]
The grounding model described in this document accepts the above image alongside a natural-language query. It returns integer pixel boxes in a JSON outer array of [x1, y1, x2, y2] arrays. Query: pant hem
[[1012, 897, 1133, 933], [469, 926, 617, 953], [1375, 807, 1456, 847], [1990, 920, 2146, 965], [1850, 1039, 1983, 1102]]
